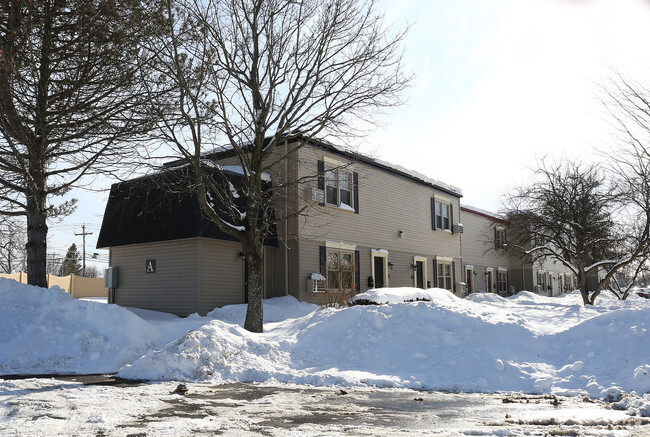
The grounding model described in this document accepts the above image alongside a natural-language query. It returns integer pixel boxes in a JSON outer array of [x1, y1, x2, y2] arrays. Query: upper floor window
[[325, 167, 353, 209], [435, 200, 451, 231], [495, 227, 506, 249]]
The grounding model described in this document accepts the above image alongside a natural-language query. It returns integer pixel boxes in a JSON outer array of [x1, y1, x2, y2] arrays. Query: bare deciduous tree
[[503, 160, 650, 305], [0, 217, 26, 274], [143, 0, 409, 332], [82, 265, 101, 279], [0, 1, 159, 287], [601, 73, 650, 300]]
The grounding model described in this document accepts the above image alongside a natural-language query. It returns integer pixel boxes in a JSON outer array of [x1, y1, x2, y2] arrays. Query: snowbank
[[0, 279, 160, 374], [0, 279, 204, 375], [351, 286, 458, 304], [4, 279, 650, 406], [207, 295, 318, 326], [121, 287, 650, 400]]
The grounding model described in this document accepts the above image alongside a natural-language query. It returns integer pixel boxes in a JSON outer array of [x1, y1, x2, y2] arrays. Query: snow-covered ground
[[2, 278, 650, 417]]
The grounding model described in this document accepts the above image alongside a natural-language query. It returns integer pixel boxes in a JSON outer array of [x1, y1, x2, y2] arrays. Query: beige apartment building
[[97, 137, 465, 316], [460, 205, 578, 296]]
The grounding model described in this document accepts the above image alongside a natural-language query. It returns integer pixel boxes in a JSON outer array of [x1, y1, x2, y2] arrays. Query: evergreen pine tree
[[59, 244, 82, 276]]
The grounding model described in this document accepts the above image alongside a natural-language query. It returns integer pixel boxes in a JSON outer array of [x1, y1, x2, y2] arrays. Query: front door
[[466, 268, 473, 293], [416, 261, 425, 289], [486, 271, 492, 293], [374, 257, 385, 288]]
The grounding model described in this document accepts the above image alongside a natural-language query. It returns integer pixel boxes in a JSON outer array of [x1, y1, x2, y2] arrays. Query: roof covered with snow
[[461, 204, 506, 222], [192, 134, 463, 198]]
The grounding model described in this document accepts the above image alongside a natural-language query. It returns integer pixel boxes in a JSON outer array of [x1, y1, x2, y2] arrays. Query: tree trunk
[[243, 247, 264, 333], [578, 271, 591, 306], [25, 194, 48, 288]]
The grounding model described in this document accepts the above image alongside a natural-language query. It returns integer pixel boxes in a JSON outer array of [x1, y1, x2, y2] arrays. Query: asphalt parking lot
[[2, 375, 649, 436]]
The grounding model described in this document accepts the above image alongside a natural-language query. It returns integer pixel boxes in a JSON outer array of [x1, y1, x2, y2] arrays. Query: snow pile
[[207, 295, 318, 326], [120, 287, 650, 401], [0, 279, 205, 375], [4, 278, 650, 407], [0, 279, 160, 374], [352, 286, 455, 304]]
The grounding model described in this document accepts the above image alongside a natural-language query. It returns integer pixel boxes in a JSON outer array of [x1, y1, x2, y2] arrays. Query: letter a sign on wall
[[146, 259, 156, 273]]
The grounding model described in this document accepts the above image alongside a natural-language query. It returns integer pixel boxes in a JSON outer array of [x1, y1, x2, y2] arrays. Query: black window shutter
[[317, 160, 325, 206], [432, 258, 438, 287], [355, 250, 360, 291], [452, 260, 456, 293], [494, 227, 498, 250], [317, 160, 324, 189], [319, 246, 326, 275], [353, 172, 359, 214], [507, 271, 510, 294], [431, 197, 436, 230], [450, 204, 454, 233]]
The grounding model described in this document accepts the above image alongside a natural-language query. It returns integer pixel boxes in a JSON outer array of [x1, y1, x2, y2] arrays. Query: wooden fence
[[0, 272, 107, 298]]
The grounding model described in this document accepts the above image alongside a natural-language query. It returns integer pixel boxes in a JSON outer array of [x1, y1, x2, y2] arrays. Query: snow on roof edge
[[461, 204, 504, 221]]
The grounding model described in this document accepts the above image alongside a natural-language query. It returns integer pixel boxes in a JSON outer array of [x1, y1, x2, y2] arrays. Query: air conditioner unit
[[307, 278, 325, 293], [453, 223, 464, 234], [309, 187, 325, 203]]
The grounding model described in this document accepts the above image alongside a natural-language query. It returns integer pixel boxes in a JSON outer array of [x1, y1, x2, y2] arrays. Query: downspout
[[284, 139, 289, 296]]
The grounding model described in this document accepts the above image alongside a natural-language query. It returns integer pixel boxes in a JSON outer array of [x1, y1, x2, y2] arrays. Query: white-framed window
[[436, 257, 453, 291], [325, 165, 353, 209], [435, 200, 451, 231], [325, 241, 356, 291], [495, 226, 506, 249], [326, 249, 355, 290], [497, 269, 508, 293]]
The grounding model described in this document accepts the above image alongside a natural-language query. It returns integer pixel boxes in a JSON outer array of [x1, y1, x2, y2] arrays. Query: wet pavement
[[2, 375, 650, 436]]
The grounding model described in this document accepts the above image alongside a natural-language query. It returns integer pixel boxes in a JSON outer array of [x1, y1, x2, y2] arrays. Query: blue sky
[[49, 0, 650, 268]]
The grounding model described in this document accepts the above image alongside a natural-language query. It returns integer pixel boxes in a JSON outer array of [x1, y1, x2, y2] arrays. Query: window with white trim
[[326, 249, 355, 290], [495, 227, 506, 249], [325, 166, 353, 208], [437, 260, 452, 290], [435, 200, 451, 231], [497, 270, 507, 293]]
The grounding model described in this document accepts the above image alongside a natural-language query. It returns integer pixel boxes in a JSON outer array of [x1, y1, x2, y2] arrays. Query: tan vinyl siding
[[288, 145, 462, 297], [110, 239, 199, 316], [460, 209, 513, 269], [460, 206, 574, 295], [198, 239, 245, 315], [294, 147, 462, 259], [298, 240, 461, 300]]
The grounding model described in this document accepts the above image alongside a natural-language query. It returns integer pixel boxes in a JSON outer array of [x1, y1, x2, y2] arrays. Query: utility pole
[[75, 224, 93, 277]]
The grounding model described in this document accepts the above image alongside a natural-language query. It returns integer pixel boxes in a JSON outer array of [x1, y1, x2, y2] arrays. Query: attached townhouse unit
[[97, 137, 464, 316], [460, 205, 578, 296]]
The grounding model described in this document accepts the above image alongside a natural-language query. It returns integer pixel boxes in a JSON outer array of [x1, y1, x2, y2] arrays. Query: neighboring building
[[97, 137, 465, 315], [460, 205, 577, 296], [460, 205, 518, 295]]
